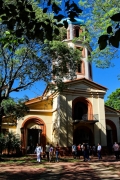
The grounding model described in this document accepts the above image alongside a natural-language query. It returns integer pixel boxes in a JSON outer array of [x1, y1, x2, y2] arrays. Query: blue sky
[[10, 60, 120, 101], [93, 60, 120, 100]]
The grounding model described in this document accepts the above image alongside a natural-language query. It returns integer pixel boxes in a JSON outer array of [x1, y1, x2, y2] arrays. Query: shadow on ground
[[0, 156, 120, 180]]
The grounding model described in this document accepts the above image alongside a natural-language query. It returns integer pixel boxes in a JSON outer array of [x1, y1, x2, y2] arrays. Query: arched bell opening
[[72, 97, 93, 121]]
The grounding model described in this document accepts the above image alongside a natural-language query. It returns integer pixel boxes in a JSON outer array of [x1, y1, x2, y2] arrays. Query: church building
[[2, 18, 120, 154]]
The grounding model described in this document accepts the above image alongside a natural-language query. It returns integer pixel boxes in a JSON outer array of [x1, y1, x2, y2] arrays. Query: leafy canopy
[[0, 0, 82, 131], [79, 0, 120, 68], [0, 0, 82, 42], [1, 97, 29, 123], [105, 88, 120, 110], [41, 40, 82, 91], [98, 13, 120, 50]]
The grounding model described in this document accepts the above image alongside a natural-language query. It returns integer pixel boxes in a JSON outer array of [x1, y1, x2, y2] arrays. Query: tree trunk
[[0, 103, 3, 160], [0, 114, 2, 134], [0, 102, 4, 134]]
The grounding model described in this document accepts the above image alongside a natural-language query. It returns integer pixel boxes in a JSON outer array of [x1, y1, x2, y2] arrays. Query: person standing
[[72, 144, 77, 159], [92, 144, 96, 156], [81, 143, 84, 158], [49, 144, 54, 162], [55, 143, 60, 162], [34, 143, 42, 163], [97, 143, 102, 160], [113, 142, 119, 160], [83, 143, 87, 161], [77, 144, 81, 159], [45, 142, 50, 162], [86, 143, 90, 160]]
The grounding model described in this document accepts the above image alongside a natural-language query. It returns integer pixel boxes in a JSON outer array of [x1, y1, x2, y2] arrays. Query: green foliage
[[0, 0, 83, 130], [0, 133, 6, 153], [105, 88, 120, 110], [42, 40, 81, 88], [79, 0, 120, 68], [0, 0, 82, 42], [0, 0, 82, 103], [98, 13, 120, 50], [1, 131, 21, 155], [1, 97, 29, 121], [0, 27, 51, 100], [53, 27, 67, 41]]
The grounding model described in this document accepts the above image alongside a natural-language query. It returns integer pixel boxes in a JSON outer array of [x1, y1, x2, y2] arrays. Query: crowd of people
[[34, 141, 120, 163], [72, 143, 101, 161], [72, 142, 120, 161], [34, 142, 60, 163]]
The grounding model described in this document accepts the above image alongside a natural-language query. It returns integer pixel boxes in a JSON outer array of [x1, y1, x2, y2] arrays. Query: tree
[[105, 88, 120, 110], [0, 0, 83, 132], [1, 131, 21, 155], [79, 0, 120, 68], [98, 13, 120, 50], [1, 97, 29, 123], [0, 0, 82, 42], [42, 40, 81, 91], [0, 6, 82, 132], [0, 133, 6, 155]]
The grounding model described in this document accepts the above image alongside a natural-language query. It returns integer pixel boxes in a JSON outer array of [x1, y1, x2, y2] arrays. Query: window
[[89, 63, 92, 79], [77, 62, 82, 73], [76, 60, 85, 74], [75, 29, 79, 37], [74, 26, 80, 38]]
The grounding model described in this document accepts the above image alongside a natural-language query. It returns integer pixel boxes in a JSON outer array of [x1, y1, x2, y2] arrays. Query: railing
[[73, 114, 99, 122]]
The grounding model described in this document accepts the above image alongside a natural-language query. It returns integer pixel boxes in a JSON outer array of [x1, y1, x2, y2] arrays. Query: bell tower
[[63, 18, 92, 81]]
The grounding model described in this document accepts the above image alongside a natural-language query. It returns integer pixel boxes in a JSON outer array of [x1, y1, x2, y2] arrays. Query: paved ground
[[0, 155, 120, 180]]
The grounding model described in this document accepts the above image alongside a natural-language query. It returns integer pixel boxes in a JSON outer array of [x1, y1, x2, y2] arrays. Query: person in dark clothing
[[92, 144, 96, 156], [113, 142, 119, 160], [86, 143, 90, 160], [83, 143, 87, 161], [55, 144, 60, 162], [77, 144, 81, 159]]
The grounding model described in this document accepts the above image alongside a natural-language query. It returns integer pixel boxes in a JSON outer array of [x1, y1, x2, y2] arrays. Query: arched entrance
[[21, 116, 46, 154], [73, 126, 94, 145], [106, 119, 117, 146]]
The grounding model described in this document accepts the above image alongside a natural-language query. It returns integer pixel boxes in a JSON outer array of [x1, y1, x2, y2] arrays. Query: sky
[[93, 60, 120, 100], [10, 0, 120, 101], [10, 59, 120, 101]]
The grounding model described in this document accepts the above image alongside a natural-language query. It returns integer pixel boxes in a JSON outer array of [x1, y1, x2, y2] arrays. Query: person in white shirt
[[97, 143, 102, 160], [34, 143, 42, 163]]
